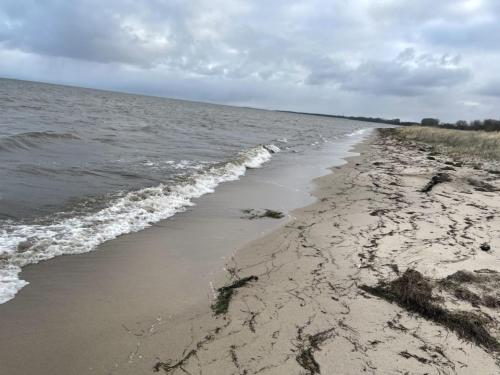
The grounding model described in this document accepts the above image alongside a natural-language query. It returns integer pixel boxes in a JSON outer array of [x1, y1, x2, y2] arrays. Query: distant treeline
[[420, 118, 500, 132], [278, 110, 402, 125], [278, 110, 500, 131], [329, 115, 402, 125]]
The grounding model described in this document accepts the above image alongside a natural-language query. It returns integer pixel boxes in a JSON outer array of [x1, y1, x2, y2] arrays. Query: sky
[[1, 0, 499, 122]]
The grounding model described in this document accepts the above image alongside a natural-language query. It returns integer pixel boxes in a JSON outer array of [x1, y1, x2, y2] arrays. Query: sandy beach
[[1, 130, 499, 374], [151, 130, 500, 374]]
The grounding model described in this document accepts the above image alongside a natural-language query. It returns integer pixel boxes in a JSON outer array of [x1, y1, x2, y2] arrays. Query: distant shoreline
[[276, 109, 412, 126]]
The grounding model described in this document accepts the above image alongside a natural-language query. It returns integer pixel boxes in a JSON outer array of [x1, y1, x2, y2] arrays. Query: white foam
[[0, 144, 278, 304], [263, 144, 281, 154], [346, 128, 371, 137], [171, 160, 208, 170], [141, 159, 210, 170]]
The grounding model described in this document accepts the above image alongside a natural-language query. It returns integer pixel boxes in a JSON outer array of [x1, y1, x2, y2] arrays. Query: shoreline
[[1, 130, 499, 374], [0, 131, 369, 375], [153, 130, 500, 374]]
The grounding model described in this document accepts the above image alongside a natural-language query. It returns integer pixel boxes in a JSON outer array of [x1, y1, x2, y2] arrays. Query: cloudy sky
[[1, 0, 499, 121]]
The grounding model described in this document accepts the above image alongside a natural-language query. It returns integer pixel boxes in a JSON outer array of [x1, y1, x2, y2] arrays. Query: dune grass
[[389, 126, 500, 161]]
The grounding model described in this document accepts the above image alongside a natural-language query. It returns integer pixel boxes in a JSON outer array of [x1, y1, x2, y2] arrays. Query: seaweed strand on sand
[[212, 275, 259, 315], [360, 269, 500, 351]]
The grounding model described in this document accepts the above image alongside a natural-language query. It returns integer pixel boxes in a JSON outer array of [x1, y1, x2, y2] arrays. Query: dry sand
[[151, 131, 500, 374]]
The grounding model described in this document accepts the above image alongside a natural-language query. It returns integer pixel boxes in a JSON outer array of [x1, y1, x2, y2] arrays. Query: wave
[[0, 144, 280, 304], [346, 128, 371, 137], [0, 131, 80, 152]]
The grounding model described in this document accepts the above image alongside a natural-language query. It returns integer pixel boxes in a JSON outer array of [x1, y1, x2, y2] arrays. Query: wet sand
[[0, 136, 364, 374]]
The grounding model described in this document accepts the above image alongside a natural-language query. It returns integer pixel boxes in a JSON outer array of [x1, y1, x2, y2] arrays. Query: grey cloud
[[0, 0, 187, 67], [304, 56, 348, 85], [0, 1, 393, 77], [368, 0, 500, 53], [306, 49, 471, 96], [423, 21, 500, 50], [478, 82, 500, 97], [369, 0, 459, 24]]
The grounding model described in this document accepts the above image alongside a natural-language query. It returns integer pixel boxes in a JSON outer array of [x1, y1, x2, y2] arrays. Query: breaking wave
[[0, 144, 279, 303]]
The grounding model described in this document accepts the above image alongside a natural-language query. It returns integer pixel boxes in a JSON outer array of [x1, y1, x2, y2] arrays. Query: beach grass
[[388, 126, 500, 161]]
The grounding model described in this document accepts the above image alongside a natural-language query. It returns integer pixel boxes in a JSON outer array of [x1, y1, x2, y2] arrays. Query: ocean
[[0, 78, 378, 303]]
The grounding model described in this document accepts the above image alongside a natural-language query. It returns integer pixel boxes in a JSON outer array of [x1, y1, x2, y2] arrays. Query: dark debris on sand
[[360, 269, 500, 351], [295, 327, 336, 375], [212, 275, 259, 315], [421, 173, 451, 193], [467, 178, 499, 192], [241, 209, 285, 220], [439, 270, 500, 309]]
